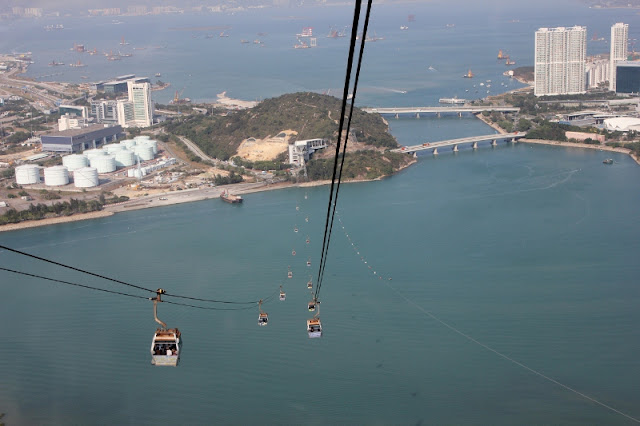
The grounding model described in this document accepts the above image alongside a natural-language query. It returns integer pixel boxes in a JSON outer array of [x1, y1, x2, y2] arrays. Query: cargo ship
[[220, 190, 243, 204]]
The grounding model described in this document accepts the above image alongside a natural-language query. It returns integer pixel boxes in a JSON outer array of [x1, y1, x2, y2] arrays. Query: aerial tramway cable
[[315, 0, 373, 302], [0, 244, 265, 305], [0, 267, 270, 311]]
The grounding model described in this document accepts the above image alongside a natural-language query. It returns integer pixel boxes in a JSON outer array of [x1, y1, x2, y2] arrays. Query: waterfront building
[[609, 23, 629, 92], [534, 26, 587, 97], [127, 81, 154, 127], [614, 61, 640, 94], [585, 57, 609, 89], [288, 138, 328, 166], [41, 125, 124, 153]]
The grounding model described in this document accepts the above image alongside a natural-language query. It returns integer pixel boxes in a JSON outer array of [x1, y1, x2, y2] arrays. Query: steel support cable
[[0, 267, 274, 312], [315, 0, 373, 302], [0, 244, 259, 305], [315, 0, 363, 299]]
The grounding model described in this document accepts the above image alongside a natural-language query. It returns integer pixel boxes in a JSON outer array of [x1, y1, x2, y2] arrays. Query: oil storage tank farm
[[73, 167, 99, 188], [134, 144, 154, 161], [15, 164, 41, 185], [44, 166, 69, 186]]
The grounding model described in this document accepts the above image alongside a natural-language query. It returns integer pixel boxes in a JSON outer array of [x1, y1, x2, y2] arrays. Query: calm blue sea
[[1, 1, 640, 424]]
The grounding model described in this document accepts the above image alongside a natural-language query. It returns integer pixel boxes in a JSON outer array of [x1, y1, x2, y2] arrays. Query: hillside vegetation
[[164, 92, 398, 161]]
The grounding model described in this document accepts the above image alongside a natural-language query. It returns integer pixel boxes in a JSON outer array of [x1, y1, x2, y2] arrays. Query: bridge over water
[[390, 132, 526, 155], [362, 106, 520, 118]]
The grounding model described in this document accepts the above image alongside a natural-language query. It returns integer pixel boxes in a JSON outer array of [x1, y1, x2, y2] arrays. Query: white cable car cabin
[[307, 259, 311, 267], [150, 289, 181, 366], [279, 286, 286, 301], [307, 318, 322, 338], [258, 299, 269, 326], [151, 329, 182, 366], [307, 279, 312, 289], [308, 299, 316, 312], [258, 312, 269, 326], [288, 270, 293, 279]]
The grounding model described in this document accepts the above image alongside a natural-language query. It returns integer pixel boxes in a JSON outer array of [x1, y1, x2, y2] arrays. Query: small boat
[[220, 190, 243, 204], [155, 72, 161, 77], [463, 69, 474, 78], [400, 26, 409, 30], [603, 159, 613, 164]]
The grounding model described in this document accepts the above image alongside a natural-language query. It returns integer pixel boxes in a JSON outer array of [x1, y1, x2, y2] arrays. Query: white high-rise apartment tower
[[534, 26, 587, 96], [127, 81, 153, 127], [609, 22, 628, 92]]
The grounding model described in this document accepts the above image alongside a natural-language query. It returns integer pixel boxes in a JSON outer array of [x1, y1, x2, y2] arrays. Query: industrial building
[[614, 61, 640, 94], [41, 125, 124, 153], [89, 78, 154, 128], [534, 26, 586, 96], [288, 139, 328, 166]]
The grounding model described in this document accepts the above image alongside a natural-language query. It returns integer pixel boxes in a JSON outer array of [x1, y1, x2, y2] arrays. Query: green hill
[[164, 92, 398, 161]]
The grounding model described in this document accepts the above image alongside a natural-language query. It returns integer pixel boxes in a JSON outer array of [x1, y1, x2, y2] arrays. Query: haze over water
[[1, 0, 640, 424]]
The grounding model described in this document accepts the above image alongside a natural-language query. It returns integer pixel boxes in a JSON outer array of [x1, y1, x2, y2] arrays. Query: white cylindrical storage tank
[[44, 165, 69, 186], [91, 155, 116, 173], [104, 144, 125, 154], [84, 149, 107, 161], [62, 154, 88, 171], [143, 139, 158, 154], [15, 164, 41, 185], [73, 167, 99, 188], [134, 145, 154, 161], [122, 139, 137, 150], [114, 149, 136, 167]]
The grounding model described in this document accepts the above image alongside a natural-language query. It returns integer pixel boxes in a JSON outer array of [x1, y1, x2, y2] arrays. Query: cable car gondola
[[307, 278, 313, 289], [279, 285, 286, 301], [150, 289, 181, 366], [308, 298, 316, 312], [306, 258, 311, 267], [288, 267, 293, 279], [258, 299, 268, 326], [307, 318, 322, 338], [294, 226, 298, 233]]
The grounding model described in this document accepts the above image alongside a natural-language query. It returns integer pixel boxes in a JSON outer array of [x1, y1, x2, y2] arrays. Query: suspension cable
[[315, 0, 373, 302], [0, 267, 276, 311], [315, 0, 364, 299], [0, 244, 260, 305]]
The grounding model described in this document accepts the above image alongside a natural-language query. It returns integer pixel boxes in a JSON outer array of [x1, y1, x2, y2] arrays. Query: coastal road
[[104, 181, 273, 213]]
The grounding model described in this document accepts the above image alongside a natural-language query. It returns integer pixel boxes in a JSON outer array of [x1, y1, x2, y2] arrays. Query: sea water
[[1, 0, 640, 423]]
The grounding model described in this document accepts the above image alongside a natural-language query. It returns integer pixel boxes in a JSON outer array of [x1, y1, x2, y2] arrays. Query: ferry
[[220, 190, 243, 204], [439, 97, 466, 104], [463, 69, 474, 78]]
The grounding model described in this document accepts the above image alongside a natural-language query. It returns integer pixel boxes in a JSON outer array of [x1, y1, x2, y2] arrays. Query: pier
[[362, 106, 520, 118], [390, 132, 525, 155]]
